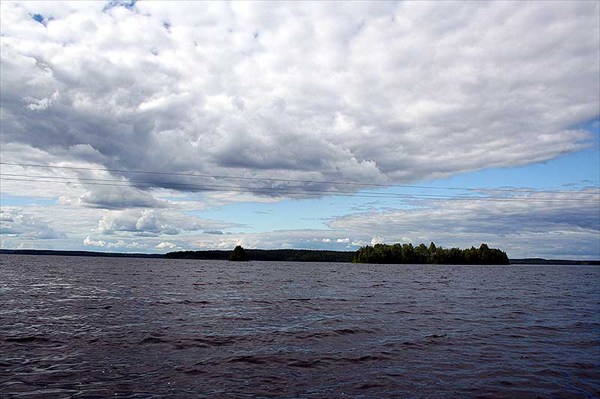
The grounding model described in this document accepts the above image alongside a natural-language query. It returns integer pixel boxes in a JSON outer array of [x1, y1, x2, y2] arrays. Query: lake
[[1, 255, 599, 398]]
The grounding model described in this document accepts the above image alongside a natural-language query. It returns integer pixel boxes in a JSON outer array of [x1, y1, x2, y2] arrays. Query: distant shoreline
[[0, 249, 163, 259], [1, 249, 598, 265]]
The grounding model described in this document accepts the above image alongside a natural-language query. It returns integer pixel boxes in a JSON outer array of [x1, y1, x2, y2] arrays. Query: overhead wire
[[1, 173, 598, 203], [2, 161, 597, 195]]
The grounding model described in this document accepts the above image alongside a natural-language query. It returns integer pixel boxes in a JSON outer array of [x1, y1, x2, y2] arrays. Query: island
[[352, 243, 509, 264], [166, 242, 509, 265]]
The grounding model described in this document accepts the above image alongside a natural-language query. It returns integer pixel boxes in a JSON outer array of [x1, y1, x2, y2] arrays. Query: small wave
[[229, 280, 251, 285], [509, 310, 527, 315], [286, 359, 324, 368], [534, 368, 566, 378], [357, 382, 386, 389], [401, 341, 419, 346], [528, 325, 563, 332], [335, 328, 368, 335], [222, 316, 254, 321], [179, 299, 211, 305], [321, 354, 392, 364], [392, 309, 413, 314], [139, 336, 169, 344], [152, 299, 211, 306], [175, 366, 207, 375], [228, 355, 272, 365], [564, 362, 598, 370], [191, 336, 237, 347], [352, 354, 390, 362], [251, 299, 272, 304], [295, 327, 374, 339], [570, 321, 600, 329], [564, 340, 599, 349], [84, 305, 112, 310], [5, 336, 50, 343], [425, 333, 447, 339], [173, 341, 209, 350], [497, 380, 514, 386]]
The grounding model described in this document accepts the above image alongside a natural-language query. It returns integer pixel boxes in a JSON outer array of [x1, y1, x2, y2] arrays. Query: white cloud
[[83, 235, 146, 250], [4, 188, 598, 259], [371, 236, 385, 245], [328, 190, 600, 259], [97, 208, 234, 236], [0, 208, 65, 239], [0, 1, 597, 205], [107, 239, 145, 250], [156, 241, 176, 250], [83, 235, 106, 247], [80, 185, 166, 209]]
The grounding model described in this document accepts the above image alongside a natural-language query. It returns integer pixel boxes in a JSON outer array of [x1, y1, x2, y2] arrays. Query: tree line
[[166, 248, 354, 262], [352, 242, 509, 264], [166, 242, 508, 264]]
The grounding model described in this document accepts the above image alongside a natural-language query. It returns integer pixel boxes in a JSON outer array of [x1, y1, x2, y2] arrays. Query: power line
[[8, 172, 596, 199], [1, 161, 597, 195], [1, 175, 598, 204], [0, 173, 458, 198]]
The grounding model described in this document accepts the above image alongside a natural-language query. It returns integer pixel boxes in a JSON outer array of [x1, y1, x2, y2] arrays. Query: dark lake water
[[1, 255, 599, 398]]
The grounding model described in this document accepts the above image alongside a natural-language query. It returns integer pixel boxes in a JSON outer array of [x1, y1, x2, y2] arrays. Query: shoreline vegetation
[[1, 247, 599, 265], [352, 243, 509, 265]]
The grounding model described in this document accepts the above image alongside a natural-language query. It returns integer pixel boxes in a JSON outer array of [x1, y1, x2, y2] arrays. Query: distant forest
[[166, 242, 509, 265], [165, 249, 354, 263], [352, 243, 509, 265], [4, 246, 598, 265]]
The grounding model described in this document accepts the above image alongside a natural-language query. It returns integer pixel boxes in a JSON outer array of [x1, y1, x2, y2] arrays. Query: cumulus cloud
[[97, 210, 176, 235], [0, 1, 597, 204], [4, 188, 598, 259], [328, 190, 600, 259], [0, 208, 66, 239], [83, 235, 146, 250], [156, 241, 177, 250], [83, 235, 106, 247], [0, 201, 238, 251], [97, 208, 235, 236], [80, 185, 167, 209], [143, 190, 598, 258]]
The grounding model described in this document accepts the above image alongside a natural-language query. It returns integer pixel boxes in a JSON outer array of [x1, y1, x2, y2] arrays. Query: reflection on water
[[1, 255, 599, 398]]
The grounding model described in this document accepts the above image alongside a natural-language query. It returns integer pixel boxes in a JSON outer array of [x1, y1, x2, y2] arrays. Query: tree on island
[[352, 242, 509, 265], [229, 245, 249, 261]]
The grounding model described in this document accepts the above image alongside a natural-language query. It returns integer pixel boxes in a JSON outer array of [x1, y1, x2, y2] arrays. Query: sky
[[0, 1, 599, 259]]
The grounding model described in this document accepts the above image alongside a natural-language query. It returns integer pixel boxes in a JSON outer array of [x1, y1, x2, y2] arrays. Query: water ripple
[[1, 255, 599, 398]]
